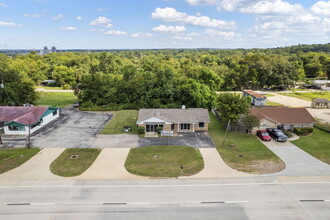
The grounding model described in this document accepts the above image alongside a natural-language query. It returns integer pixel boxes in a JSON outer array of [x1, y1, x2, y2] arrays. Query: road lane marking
[[6, 203, 30, 206], [299, 200, 325, 202], [30, 203, 55, 206]]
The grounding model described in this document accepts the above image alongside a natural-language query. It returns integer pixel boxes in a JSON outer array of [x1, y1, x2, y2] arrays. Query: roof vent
[[182, 105, 186, 110]]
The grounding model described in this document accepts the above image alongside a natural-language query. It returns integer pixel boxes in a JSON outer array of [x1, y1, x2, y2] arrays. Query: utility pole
[[221, 119, 231, 148], [27, 121, 31, 149]]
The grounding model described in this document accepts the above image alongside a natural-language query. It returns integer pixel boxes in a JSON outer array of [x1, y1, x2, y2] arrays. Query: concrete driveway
[[139, 132, 215, 148], [260, 139, 330, 176], [31, 108, 112, 148], [91, 134, 139, 148]]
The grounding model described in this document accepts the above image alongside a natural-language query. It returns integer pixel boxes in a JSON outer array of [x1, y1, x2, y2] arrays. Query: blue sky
[[0, 0, 329, 49]]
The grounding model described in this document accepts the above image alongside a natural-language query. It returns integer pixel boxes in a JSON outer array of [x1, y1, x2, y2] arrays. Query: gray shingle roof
[[137, 108, 210, 124]]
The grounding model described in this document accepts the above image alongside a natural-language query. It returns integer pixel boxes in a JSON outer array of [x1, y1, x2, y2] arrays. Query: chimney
[[182, 105, 186, 110]]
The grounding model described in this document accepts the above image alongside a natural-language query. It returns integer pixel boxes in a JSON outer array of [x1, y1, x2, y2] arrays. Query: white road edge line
[[127, 203, 151, 205], [0, 182, 329, 189]]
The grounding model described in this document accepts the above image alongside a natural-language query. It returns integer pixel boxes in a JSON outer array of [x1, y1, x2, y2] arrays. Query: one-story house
[[0, 106, 59, 135], [136, 107, 210, 135], [242, 90, 267, 107], [249, 107, 316, 133]]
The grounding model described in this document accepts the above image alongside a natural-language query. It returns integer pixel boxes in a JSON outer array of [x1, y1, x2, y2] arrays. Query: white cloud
[[153, 25, 186, 33], [0, 21, 22, 27], [217, 0, 261, 12], [89, 16, 112, 26], [130, 32, 153, 38], [59, 26, 77, 31], [51, 14, 64, 21], [152, 7, 235, 30], [106, 24, 113, 28], [185, 0, 217, 6], [24, 13, 43, 18], [172, 36, 192, 41], [0, 3, 7, 7], [105, 30, 127, 35], [241, 0, 304, 15], [206, 29, 236, 39], [76, 16, 83, 21], [187, 32, 200, 37], [310, 1, 330, 17]]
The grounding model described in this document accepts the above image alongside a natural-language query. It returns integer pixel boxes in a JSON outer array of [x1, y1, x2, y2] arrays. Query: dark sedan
[[266, 128, 288, 142]]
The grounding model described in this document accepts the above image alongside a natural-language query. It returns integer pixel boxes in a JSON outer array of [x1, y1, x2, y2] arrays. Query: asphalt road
[[0, 178, 329, 220]]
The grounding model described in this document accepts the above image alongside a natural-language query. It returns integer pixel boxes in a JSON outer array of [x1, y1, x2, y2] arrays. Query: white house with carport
[[0, 106, 59, 135]]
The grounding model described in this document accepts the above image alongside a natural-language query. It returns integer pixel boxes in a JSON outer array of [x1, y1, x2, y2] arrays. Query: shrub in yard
[[281, 129, 293, 138], [156, 127, 163, 134], [137, 126, 145, 135], [294, 127, 314, 136]]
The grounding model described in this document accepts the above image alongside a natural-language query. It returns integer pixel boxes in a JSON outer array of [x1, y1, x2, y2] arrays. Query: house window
[[53, 110, 58, 116], [199, 122, 204, 128], [261, 124, 269, 127], [8, 126, 25, 131], [180, 123, 190, 130]]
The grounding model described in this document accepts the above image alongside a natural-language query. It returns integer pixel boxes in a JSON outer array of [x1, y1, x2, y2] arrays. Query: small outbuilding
[[311, 98, 329, 109], [242, 90, 267, 107], [0, 106, 59, 135]]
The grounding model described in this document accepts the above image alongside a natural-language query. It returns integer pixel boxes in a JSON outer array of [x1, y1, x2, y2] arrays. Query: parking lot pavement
[[261, 139, 330, 176], [92, 134, 139, 148], [31, 108, 112, 148], [138, 132, 215, 148]]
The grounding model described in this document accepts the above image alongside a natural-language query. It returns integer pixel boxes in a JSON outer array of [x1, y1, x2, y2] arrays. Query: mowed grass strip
[[101, 110, 138, 134], [208, 113, 284, 174], [0, 148, 40, 174], [125, 146, 204, 177], [50, 148, 101, 177], [292, 128, 330, 164], [34, 92, 78, 108], [279, 92, 330, 101]]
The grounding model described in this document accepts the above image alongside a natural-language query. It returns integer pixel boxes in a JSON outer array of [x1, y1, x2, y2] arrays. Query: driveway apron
[[0, 148, 65, 180], [261, 140, 330, 176]]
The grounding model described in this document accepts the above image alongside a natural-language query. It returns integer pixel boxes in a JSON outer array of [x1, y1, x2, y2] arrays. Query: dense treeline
[[0, 43, 330, 109]]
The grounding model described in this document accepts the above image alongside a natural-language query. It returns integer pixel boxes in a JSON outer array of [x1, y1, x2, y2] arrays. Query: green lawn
[[279, 92, 330, 101], [37, 86, 64, 90], [101, 110, 139, 134], [50, 148, 101, 177], [266, 100, 284, 106], [0, 148, 40, 174], [34, 92, 78, 108], [208, 113, 284, 174], [291, 128, 330, 164], [265, 94, 275, 97], [125, 145, 204, 177]]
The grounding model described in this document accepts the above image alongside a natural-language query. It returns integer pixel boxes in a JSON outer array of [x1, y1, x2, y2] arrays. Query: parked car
[[266, 128, 288, 142], [256, 130, 271, 142]]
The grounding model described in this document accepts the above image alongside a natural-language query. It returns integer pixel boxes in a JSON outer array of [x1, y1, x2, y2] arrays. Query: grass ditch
[[50, 148, 101, 177], [125, 145, 204, 177]]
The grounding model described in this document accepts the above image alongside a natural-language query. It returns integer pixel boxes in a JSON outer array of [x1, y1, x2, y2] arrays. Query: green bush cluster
[[294, 127, 314, 136], [137, 126, 145, 135]]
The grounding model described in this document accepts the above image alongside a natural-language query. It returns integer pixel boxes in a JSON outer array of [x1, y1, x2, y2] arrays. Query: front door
[[146, 124, 163, 132]]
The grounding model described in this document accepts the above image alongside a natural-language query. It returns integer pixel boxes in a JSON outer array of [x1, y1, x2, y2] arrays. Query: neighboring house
[[136, 107, 210, 135], [311, 98, 329, 109], [242, 90, 267, 107], [0, 106, 59, 135], [249, 107, 316, 133]]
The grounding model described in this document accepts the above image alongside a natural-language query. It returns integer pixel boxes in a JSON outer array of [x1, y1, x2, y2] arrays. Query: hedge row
[[294, 127, 314, 136]]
